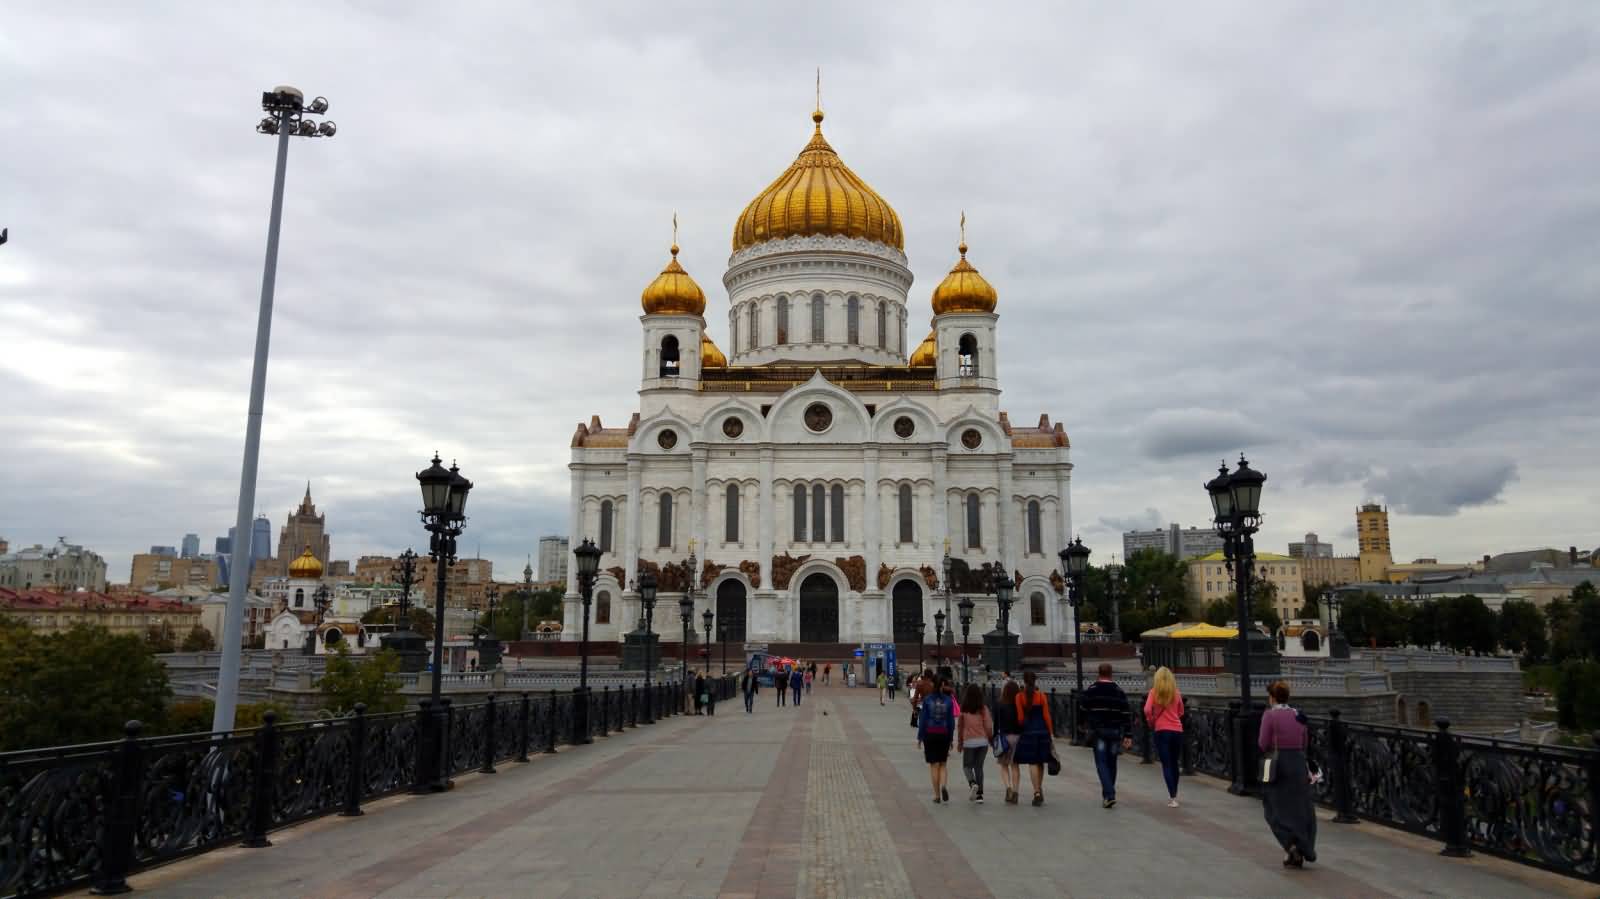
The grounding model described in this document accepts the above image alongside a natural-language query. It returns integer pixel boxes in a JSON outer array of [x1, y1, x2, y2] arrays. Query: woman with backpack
[[958, 683, 995, 803], [995, 680, 1024, 803], [1260, 680, 1317, 867], [1011, 671, 1055, 806], [916, 675, 962, 803], [1143, 666, 1186, 807]]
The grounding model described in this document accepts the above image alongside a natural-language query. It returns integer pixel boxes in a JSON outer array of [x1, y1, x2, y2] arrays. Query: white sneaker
[[1168, 798, 1180, 808]]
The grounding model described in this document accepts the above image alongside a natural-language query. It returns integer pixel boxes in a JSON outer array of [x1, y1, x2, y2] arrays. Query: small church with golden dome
[[563, 103, 1075, 652]]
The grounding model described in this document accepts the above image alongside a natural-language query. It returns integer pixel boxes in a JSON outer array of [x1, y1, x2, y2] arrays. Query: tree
[[180, 626, 216, 651], [160, 698, 292, 734], [1121, 549, 1195, 620], [1202, 598, 1233, 627], [319, 646, 404, 715], [1439, 595, 1497, 655], [1547, 598, 1580, 662], [0, 621, 172, 752], [1556, 660, 1600, 730], [363, 603, 434, 636], [1573, 582, 1600, 660], [1340, 592, 1407, 648], [1409, 600, 1442, 649], [144, 625, 176, 654], [1220, 581, 1281, 633], [1498, 600, 1548, 662]]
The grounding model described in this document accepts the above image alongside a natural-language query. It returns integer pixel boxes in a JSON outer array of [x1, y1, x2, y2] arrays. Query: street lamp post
[[520, 559, 533, 641], [1205, 454, 1268, 796], [380, 548, 426, 672], [1060, 537, 1091, 694], [957, 595, 974, 684], [476, 584, 501, 670], [415, 453, 471, 791], [304, 584, 331, 655], [678, 593, 694, 707], [941, 541, 954, 661], [992, 565, 1015, 675], [572, 539, 602, 745], [915, 620, 926, 671], [1106, 557, 1123, 642], [213, 86, 337, 733], [934, 609, 946, 672], [1323, 590, 1349, 658], [718, 623, 728, 675], [638, 570, 658, 723], [702, 610, 715, 699]]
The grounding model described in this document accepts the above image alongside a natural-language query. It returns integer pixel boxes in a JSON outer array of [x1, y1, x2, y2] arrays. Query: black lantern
[[638, 569, 659, 723], [573, 539, 602, 582], [702, 607, 715, 670], [1229, 454, 1266, 522], [1058, 537, 1091, 702], [639, 570, 658, 618], [679, 592, 694, 687], [1204, 453, 1269, 796], [417, 453, 452, 516], [992, 564, 1012, 608], [446, 462, 472, 520], [1060, 536, 1090, 578], [957, 595, 975, 682], [1205, 461, 1234, 525], [572, 538, 602, 745], [933, 609, 946, 666]]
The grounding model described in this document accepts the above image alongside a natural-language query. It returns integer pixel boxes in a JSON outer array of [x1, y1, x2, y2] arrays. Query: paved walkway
[[113, 686, 1589, 898]]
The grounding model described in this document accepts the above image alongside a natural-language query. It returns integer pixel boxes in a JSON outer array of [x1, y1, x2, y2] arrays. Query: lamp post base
[[381, 630, 429, 673], [981, 631, 1020, 674], [622, 630, 660, 670]]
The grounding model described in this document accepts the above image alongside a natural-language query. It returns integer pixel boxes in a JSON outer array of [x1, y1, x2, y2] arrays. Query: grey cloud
[[1098, 508, 1164, 535], [1136, 409, 1276, 462], [1364, 458, 1520, 517], [1300, 456, 1374, 487]]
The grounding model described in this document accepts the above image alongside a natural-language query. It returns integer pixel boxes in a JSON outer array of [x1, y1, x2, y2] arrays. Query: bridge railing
[[0, 676, 742, 899]]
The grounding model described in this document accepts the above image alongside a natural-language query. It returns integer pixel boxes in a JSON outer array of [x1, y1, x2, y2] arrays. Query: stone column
[[998, 456, 1016, 575], [931, 446, 948, 554], [863, 446, 881, 584], [758, 447, 774, 591], [624, 459, 643, 588], [564, 460, 584, 640], [690, 448, 708, 554]]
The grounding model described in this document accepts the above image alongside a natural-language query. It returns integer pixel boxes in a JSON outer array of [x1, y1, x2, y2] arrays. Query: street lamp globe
[[573, 539, 602, 581], [417, 453, 453, 516], [957, 595, 974, 629], [702, 607, 714, 632], [1205, 461, 1234, 527], [992, 565, 1012, 607], [446, 462, 472, 520], [679, 593, 694, 623], [1059, 536, 1091, 579], [638, 569, 658, 614], [1228, 454, 1266, 522]]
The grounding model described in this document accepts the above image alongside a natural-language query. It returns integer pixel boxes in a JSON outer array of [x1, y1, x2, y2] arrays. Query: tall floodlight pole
[[213, 87, 337, 733]]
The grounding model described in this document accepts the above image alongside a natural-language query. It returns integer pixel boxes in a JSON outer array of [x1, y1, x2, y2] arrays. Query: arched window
[[965, 493, 981, 548], [958, 333, 979, 377], [812, 484, 826, 543], [659, 335, 680, 378], [748, 305, 759, 351], [811, 294, 825, 342], [847, 296, 860, 343], [1030, 591, 1047, 627], [595, 590, 611, 624], [294, 588, 304, 608], [898, 484, 914, 543], [599, 500, 614, 553], [830, 484, 845, 543], [877, 301, 887, 348], [725, 483, 741, 543], [657, 493, 673, 548], [1026, 501, 1042, 555], [776, 296, 789, 344], [793, 484, 807, 541]]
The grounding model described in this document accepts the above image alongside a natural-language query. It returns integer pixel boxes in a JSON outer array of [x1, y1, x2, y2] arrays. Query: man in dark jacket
[[1080, 663, 1133, 807], [693, 672, 706, 715], [741, 667, 758, 713]]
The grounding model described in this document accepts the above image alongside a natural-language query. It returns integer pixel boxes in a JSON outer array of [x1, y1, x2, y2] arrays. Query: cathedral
[[563, 105, 1075, 650]]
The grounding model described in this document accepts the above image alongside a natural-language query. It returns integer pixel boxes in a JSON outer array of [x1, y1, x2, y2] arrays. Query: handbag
[[991, 732, 1009, 756], [1046, 741, 1062, 777], [1259, 711, 1280, 784]]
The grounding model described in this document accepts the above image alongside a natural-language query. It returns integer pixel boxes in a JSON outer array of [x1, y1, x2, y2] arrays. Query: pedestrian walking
[[790, 666, 804, 706], [886, 670, 897, 701], [776, 666, 788, 707], [1260, 681, 1318, 868], [877, 669, 889, 705], [693, 671, 706, 715], [958, 683, 995, 803], [1011, 671, 1055, 807], [823, 662, 832, 685], [917, 675, 961, 803], [705, 674, 717, 716], [741, 667, 757, 713], [1080, 663, 1133, 807], [994, 680, 1023, 803], [1143, 666, 1186, 807], [804, 667, 814, 695]]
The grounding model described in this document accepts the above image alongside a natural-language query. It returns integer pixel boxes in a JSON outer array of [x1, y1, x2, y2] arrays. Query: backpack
[[924, 695, 952, 735]]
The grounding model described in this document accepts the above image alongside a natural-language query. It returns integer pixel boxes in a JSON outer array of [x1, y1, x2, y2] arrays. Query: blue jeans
[[1092, 731, 1121, 800], [793, 686, 803, 705], [1154, 730, 1183, 798], [744, 691, 754, 712]]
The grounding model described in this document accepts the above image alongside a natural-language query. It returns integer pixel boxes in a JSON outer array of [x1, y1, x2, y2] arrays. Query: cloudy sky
[[4, 2, 1597, 584]]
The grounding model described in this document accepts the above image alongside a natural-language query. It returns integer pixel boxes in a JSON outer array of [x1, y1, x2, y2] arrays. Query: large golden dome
[[930, 240, 998, 315], [908, 330, 937, 368], [732, 110, 903, 253], [641, 244, 706, 316], [288, 546, 323, 579], [700, 332, 727, 369]]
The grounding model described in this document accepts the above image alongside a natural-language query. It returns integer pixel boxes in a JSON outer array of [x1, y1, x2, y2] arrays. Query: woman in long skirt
[[1258, 680, 1318, 867], [1011, 671, 1055, 806]]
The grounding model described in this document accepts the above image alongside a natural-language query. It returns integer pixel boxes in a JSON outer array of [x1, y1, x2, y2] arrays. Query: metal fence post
[[1177, 709, 1192, 775], [480, 695, 498, 774], [1226, 700, 1247, 795], [1329, 709, 1356, 824], [244, 711, 278, 847], [411, 699, 434, 793], [602, 686, 613, 735], [89, 720, 143, 895], [516, 693, 531, 762], [545, 690, 559, 754], [341, 704, 367, 817], [440, 698, 456, 785], [1435, 718, 1472, 857]]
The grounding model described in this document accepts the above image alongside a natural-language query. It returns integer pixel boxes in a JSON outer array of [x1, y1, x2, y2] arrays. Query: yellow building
[[1357, 503, 1393, 581], [1186, 551, 1305, 623], [0, 588, 201, 638], [1299, 555, 1362, 588], [129, 554, 221, 592]]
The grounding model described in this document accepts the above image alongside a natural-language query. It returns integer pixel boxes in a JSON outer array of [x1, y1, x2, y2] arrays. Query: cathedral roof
[[731, 108, 903, 253], [571, 414, 638, 448], [1009, 414, 1070, 448], [930, 237, 998, 315], [288, 546, 324, 579], [640, 243, 707, 316], [700, 333, 728, 369], [908, 331, 937, 368]]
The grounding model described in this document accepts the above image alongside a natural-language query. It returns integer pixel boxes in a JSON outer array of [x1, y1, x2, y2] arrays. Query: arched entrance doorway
[[892, 580, 923, 643], [717, 580, 747, 643], [799, 573, 839, 643]]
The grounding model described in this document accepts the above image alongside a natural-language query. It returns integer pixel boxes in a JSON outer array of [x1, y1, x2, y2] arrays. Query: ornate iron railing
[[0, 678, 716, 899]]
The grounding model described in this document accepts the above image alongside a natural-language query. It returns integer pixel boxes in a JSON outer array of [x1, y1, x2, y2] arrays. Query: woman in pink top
[[1143, 667, 1185, 806]]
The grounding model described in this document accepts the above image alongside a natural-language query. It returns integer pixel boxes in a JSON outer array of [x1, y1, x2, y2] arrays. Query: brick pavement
[[107, 685, 1595, 899]]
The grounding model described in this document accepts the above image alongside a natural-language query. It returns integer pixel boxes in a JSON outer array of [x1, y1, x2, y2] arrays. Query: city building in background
[[149, 545, 177, 557], [348, 554, 494, 609], [1186, 550, 1305, 623], [0, 538, 110, 592], [1122, 524, 1224, 561], [129, 554, 221, 592], [1357, 503, 1393, 581], [181, 533, 200, 559], [0, 587, 199, 637], [277, 485, 332, 568], [197, 591, 273, 646], [1288, 532, 1360, 587], [537, 536, 569, 585], [1287, 532, 1334, 558]]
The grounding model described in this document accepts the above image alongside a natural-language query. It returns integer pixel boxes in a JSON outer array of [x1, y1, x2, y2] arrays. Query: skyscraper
[[277, 484, 331, 566], [537, 536, 569, 584], [181, 533, 200, 559]]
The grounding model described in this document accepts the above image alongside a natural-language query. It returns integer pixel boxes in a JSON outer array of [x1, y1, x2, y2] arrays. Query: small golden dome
[[700, 332, 727, 369], [732, 109, 903, 252], [641, 244, 706, 316], [908, 330, 937, 368], [931, 240, 998, 315], [288, 546, 323, 579]]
